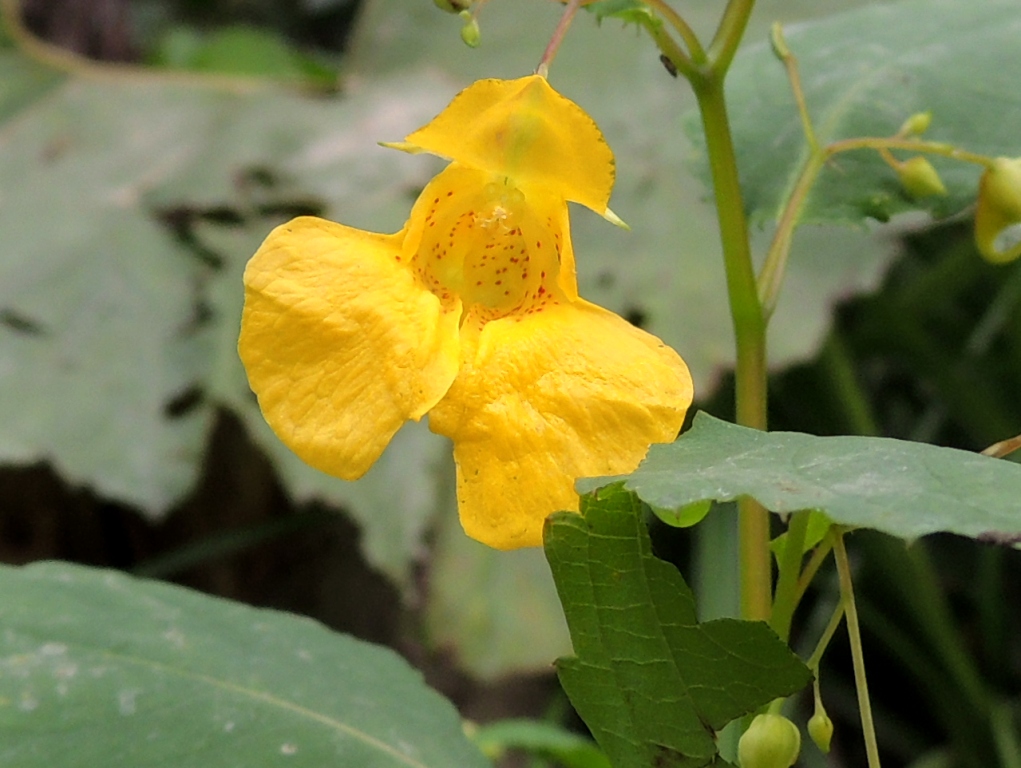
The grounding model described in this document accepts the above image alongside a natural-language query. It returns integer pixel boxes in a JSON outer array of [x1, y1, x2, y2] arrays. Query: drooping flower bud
[[808, 702, 834, 754], [975, 157, 1021, 264], [458, 9, 480, 47], [738, 714, 801, 768], [897, 156, 947, 199], [898, 111, 932, 137]]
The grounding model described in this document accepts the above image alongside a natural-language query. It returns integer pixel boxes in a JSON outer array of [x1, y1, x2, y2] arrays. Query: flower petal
[[429, 301, 693, 549], [239, 216, 461, 480], [402, 76, 615, 216]]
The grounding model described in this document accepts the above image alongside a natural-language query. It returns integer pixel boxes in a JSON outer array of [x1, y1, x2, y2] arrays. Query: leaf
[[690, 0, 1021, 226], [602, 412, 1021, 544], [583, 0, 657, 27], [149, 25, 339, 91], [0, 45, 454, 585], [471, 719, 611, 768], [544, 484, 812, 768], [0, 561, 489, 768]]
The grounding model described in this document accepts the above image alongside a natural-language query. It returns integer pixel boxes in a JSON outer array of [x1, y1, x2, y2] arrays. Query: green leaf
[[471, 719, 611, 768], [691, 0, 1021, 226], [544, 485, 812, 768], [770, 509, 832, 560], [0, 45, 454, 585], [605, 413, 1021, 544], [583, 0, 657, 27], [0, 561, 488, 768]]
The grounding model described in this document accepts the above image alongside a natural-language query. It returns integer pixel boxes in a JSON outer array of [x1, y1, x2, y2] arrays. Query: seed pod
[[738, 714, 801, 768]]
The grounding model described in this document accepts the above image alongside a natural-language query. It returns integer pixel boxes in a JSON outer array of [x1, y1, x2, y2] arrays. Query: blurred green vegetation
[[1, 1, 1019, 767]]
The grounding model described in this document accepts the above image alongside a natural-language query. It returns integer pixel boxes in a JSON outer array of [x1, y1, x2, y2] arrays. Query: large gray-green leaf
[[0, 561, 488, 768], [695, 0, 1021, 226], [596, 412, 1021, 543], [0, 49, 452, 584]]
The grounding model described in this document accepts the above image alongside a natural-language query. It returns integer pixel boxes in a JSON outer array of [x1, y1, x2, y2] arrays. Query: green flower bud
[[808, 706, 834, 754], [975, 157, 1021, 264], [899, 111, 932, 137], [898, 156, 947, 199], [738, 714, 801, 768], [433, 0, 469, 13], [459, 10, 480, 47]]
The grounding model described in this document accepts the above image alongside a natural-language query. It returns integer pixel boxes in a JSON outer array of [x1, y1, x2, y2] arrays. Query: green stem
[[794, 536, 834, 606], [643, 0, 706, 64], [834, 532, 882, 768], [638, 14, 697, 81], [707, 0, 756, 74], [769, 510, 811, 641], [691, 73, 770, 620], [807, 597, 846, 671]]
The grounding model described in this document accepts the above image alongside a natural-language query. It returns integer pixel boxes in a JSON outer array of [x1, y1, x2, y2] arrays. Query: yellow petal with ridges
[[239, 216, 461, 480], [428, 301, 693, 549], [403, 76, 615, 216]]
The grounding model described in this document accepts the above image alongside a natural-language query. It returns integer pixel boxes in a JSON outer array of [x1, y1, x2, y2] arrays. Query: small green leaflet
[[544, 484, 812, 768]]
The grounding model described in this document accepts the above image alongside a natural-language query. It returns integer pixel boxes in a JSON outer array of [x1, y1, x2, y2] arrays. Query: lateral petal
[[429, 300, 693, 549], [239, 216, 461, 480]]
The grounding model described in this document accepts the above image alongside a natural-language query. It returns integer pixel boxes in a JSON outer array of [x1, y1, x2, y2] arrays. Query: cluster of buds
[[737, 694, 833, 767], [887, 112, 947, 199], [886, 111, 1021, 264], [433, 0, 481, 47]]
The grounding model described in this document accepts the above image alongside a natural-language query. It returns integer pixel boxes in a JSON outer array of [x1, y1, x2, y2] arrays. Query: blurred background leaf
[[1, 2, 1020, 765], [689, 0, 1021, 228]]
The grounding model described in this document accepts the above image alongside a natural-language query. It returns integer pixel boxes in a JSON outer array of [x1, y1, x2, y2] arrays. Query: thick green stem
[[691, 73, 769, 620]]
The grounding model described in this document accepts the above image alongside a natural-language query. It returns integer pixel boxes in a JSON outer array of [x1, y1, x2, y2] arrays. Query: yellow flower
[[238, 76, 693, 549]]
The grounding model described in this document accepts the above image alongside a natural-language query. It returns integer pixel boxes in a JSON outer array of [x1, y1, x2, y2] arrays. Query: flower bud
[[459, 10, 480, 47], [899, 111, 932, 137], [808, 706, 834, 754], [897, 156, 947, 199], [975, 157, 1021, 264], [738, 714, 801, 768]]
